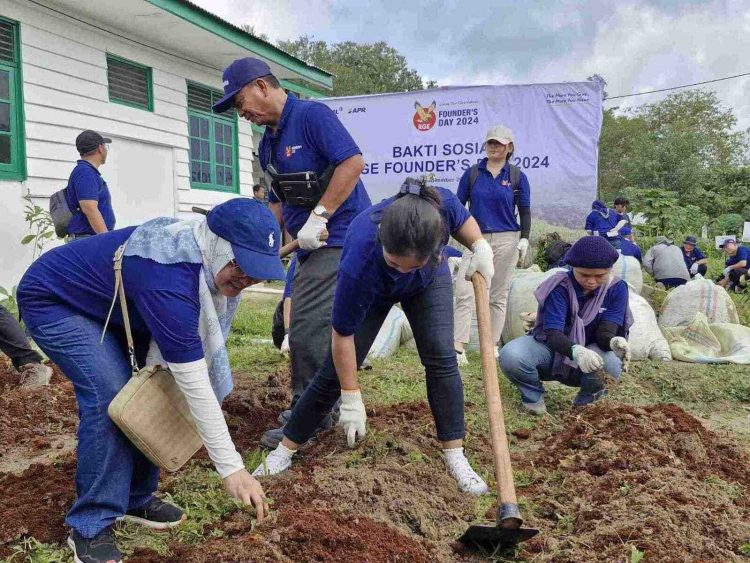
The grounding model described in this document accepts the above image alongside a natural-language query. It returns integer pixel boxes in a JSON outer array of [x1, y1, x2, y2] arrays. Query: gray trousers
[[0, 304, 42, 369], [288, 247, 343, 406]]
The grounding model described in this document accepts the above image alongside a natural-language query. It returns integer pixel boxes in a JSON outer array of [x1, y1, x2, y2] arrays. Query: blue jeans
[[499, 335, 622, 406], [284, 272, 465, 444], [27, 313, 159, 538]]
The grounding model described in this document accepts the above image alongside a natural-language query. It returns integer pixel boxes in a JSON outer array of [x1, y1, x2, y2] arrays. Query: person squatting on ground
[[717, 237, 749, 292], [618, 227, 642, 264], [681, 235, 708, 278], [65, 130, 116, 241], [585, 200, 627, 250], [253, 180, 494, 495], [17, 199, 283, 563], [453, 125, 531, 365], [643, 235, 691, 289], [0, 304, 52, 386], [499, 236, 633, 416], [212, 57, 372, 448]]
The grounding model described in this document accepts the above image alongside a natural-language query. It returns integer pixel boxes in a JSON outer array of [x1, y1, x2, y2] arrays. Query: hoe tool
[[457, 273, 539, 553]]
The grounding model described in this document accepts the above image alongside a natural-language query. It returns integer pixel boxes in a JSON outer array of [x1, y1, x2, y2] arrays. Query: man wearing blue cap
[[717, 237, 749, 292], [18, 198, 281, 563], [214, 57, 371, 447], [681, 235, 707, 278]]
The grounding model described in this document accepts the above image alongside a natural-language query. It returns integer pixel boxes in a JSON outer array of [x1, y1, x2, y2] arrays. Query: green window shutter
[[0, 16, 25, 181], [186, 82, 238, 193], [106, 54, 153, 111]]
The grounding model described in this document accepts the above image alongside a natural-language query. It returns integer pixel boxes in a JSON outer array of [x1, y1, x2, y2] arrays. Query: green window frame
[[0, 16, 26, 181], [186, 82, 238, 193], [106, 54, 153, 111]]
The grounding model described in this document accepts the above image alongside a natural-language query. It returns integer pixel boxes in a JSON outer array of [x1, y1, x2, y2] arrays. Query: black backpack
[[466, 163, 522, 210]]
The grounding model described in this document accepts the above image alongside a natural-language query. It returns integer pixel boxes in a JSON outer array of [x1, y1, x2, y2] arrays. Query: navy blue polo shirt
[[331, 188, 470, 336], [65, 160, 116, 235], [456, 159, 531, 233], [541, 272, 629, 346], [261, 94, 371, 247], [585, 208, 622, 236], [283, 255, 297, 299], [726, 245, 750, 267], [620, 239, 642, 263], [18, 227, 204, 364], [682, 246, 706, 269]]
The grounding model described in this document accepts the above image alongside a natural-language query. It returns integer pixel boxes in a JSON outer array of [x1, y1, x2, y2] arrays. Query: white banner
[[322, 82, 603, 228]]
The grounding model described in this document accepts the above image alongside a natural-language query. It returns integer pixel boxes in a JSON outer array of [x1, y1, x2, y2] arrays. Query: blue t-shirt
[[283, 255, 297, 299], [585, 208, 622, 236], [66, 160, 116, 235], [261, 94, 371, 247], [331, 188, 470, 336], [541, 272, 629, 346], [456, 159, 531, 233], [18, 227, 204, 363], [620, 239, 642, 263], [726, 245, 750, 267], [682, 246, 706, 269]]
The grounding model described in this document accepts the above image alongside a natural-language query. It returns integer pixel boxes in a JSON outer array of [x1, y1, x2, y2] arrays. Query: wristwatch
[[312, 204, 331, 220]]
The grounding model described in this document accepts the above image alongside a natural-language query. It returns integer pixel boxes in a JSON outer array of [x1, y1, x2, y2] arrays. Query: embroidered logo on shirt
[[285, 145, 303, 158], [269, 232, 275, 247]]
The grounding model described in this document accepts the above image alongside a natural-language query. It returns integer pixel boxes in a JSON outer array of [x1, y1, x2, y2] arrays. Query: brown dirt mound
[[0, 457, 76, 556], [519, 402, 750, 563]]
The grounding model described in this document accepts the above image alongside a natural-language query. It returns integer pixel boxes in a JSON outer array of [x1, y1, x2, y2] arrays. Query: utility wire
[[607, 71, 750, 100]]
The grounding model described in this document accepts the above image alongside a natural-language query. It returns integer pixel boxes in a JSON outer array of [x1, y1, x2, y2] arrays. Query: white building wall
[[0, 0, 257, 287]]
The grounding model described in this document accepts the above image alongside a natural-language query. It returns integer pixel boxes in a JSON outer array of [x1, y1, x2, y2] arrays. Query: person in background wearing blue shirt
[[499, 237, 632, 415], [585, 200, 627, 250], [253, 180, 494, 495], [613, 196, 632, 230], [681, 235, 708, 278], [65, 130, 116, 241], [453, 125, 531, 365], [213, 58, 371, 449], [18, 199, 281, 563], [718, 237, 749, 292], [618, 226, 642, 263]]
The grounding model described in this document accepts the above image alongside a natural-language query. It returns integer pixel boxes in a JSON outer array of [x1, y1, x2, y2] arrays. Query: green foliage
[[630, 545, 646, 563], [624, 188, 707, 238], [0, 284, 18, 314], [278, 36, 436, 96], [21, 193, 56, 261], [713, 213, 744, 235], [6, 537, 72, 562], [600, 89, 750, 225]]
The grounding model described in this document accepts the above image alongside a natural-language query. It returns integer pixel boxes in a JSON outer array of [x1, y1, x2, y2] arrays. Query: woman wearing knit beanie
[[498, 236, 633, 415]]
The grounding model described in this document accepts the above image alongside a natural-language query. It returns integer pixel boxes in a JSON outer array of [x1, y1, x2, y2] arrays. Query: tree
[[240, 24, 270, 43], [277, 36, 436, 96]]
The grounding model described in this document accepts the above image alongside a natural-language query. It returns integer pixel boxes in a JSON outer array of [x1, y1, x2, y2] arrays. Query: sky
[[191, 0, 750, 130]]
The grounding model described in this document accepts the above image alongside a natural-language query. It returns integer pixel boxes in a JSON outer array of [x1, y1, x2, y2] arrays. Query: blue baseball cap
[[206, 198, 285, 280], [212, 58, 272, 113]]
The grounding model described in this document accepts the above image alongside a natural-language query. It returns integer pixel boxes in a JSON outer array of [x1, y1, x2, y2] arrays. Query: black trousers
[[0, 304, 42, 369]]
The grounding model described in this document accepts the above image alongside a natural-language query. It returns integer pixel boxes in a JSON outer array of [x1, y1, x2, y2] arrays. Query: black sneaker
[[117, 497, 186, 530], [68, 527, 122, 563]]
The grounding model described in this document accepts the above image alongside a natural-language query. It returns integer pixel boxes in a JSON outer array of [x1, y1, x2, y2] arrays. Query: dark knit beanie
[[565, 236, 619, 268]]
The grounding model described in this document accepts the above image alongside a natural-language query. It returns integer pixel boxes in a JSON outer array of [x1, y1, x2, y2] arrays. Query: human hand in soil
[[572, 345, 604, 373], [224, 468, 268, 522], [339, 389, 367, 447]]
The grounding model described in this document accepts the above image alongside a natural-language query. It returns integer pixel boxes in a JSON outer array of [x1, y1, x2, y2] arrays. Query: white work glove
[[338, 389, 367, 447], [723, 266, 732, 278], [465, 238, 494, 283], [690, 262, 699, 275], [609, 336, 631, 373], [572, 345, 604, 373], [297, 212, 328, 250], [517, 238, 530, 264], [280, 333, 290, 357]]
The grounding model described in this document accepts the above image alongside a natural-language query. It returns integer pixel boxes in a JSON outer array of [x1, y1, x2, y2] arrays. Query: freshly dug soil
[[519, 402, 750, 562]]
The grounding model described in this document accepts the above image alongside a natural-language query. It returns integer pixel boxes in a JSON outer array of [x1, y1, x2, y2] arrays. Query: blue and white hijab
[[123, 216, 239, 402]]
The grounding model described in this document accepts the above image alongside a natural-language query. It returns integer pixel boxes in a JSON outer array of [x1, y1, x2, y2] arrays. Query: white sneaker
[[456, 350, 469, 366], [443, 447, 489, 495], [252, 443, 296, 476]]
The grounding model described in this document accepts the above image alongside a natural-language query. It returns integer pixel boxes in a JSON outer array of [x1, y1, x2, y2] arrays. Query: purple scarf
[[532, 271, 633, 377]]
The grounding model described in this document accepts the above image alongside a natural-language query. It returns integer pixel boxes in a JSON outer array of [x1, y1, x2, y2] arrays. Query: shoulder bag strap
[[101, 244, 138, 374]]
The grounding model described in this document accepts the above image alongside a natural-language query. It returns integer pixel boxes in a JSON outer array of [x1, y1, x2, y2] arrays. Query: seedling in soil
[[630, 545, 646, 563]]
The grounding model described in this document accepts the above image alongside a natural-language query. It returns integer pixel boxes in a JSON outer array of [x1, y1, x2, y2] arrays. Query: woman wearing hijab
[[18, 198, 283, 563], [585, 200, 627, 250]]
